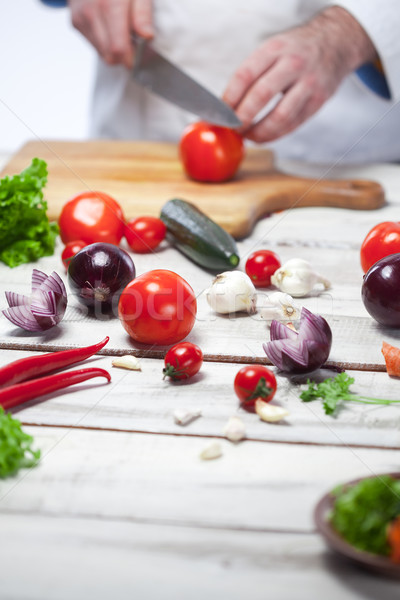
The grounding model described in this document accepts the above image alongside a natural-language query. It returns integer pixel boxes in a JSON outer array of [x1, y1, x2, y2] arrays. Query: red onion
[[263, 307, 332, 373], [2, 269, 67, 331], [361, 254, 400, 327], [68, 242, 135, 315]]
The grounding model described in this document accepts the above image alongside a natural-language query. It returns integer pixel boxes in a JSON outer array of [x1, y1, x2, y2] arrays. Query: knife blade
[[131, 35, 242, 128]]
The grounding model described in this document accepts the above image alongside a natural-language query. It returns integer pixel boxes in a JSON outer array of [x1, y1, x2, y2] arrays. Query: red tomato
[[245, 250, 281, 287], [179, 121, 244, 182], [163, 342, 203, 380], [61, 240, 86, 270], [118, 269, 197, 345], [234, 365, 277, 410], [59, 191, 125, 246], [360, 221, 400, 273], [125, 216, 167, 253]]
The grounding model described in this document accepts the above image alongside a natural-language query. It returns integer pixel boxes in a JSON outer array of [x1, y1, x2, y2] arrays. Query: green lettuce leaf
[[0, 407, 40, 478], [0, 158, 58, 267]]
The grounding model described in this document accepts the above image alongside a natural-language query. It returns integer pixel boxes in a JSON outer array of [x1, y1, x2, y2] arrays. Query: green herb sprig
[[0, 407, 40, 478], [300, 372, 400, 416]]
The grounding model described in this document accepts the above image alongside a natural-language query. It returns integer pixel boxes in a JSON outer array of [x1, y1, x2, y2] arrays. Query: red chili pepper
[[0, 337, 109, 389], [0, 367, 111, 410]]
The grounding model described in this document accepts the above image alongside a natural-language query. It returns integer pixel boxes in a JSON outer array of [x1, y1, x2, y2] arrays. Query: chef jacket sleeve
[[39, 1, 67, 6], [334, 0, 400, 100]]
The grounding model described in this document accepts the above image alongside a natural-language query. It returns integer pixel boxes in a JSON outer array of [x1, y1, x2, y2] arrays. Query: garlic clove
[[206, 271, 257, 314], [255, 399, 289, 422], [112, 355, 142, 371], [173, 408, 202, 426], [199, 442, 223, 461], [222, 416, 246, 442]]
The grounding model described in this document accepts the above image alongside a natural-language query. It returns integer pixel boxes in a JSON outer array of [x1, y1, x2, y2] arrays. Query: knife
[[131, 34, 242, 128]]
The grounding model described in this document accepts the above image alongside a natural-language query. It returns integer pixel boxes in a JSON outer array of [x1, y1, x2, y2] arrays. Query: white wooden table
[[1, 155, 400, 598]]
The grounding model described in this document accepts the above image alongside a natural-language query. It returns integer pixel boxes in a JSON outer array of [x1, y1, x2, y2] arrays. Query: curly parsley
[[300, 372, 400, 416]]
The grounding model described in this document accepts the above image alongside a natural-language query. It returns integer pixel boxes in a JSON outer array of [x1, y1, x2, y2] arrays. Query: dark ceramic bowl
[[314, 473, 400, 579]]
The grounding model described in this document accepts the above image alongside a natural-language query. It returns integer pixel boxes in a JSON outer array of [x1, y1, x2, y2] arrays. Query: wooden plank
[[0, 140, 384, 239], [1, 427, 400, 531], [1, 514, 399, 599], [3, 350, 400, 448]]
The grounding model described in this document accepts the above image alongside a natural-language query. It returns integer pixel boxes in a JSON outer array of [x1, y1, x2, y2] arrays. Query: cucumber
[[160, 198, 240, 271]]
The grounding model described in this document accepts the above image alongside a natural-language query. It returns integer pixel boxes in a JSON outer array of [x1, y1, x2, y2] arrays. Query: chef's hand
[[223, 6, 378, 143], [68, 0, 154, 68]]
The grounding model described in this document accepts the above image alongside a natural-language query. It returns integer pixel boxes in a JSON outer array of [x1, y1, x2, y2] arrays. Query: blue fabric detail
[[356, 63, 391, 100]]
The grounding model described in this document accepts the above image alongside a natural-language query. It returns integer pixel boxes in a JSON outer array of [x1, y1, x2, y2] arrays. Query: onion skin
[[361, 254, 400, 327], [68, 243, 135, 314], [263, 307, 332, 374]]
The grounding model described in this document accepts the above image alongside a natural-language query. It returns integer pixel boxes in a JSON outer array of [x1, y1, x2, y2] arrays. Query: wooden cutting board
[[1, 140, 385, 239]]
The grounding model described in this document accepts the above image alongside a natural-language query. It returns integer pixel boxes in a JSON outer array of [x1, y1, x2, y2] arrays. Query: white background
[[0, 1, 95, 157]]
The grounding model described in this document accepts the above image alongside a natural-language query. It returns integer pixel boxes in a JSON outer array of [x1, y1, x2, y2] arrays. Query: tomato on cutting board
[[59, 191, 125, 246], [234, 365, 277, 410], [118, 269, 197, 346], [360, 221, 400, 273], [179, 121, 244, 182]]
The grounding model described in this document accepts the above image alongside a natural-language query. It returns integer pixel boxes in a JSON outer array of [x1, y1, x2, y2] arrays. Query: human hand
[[68, 0, 153, 68], [223, 6, 377, 143]]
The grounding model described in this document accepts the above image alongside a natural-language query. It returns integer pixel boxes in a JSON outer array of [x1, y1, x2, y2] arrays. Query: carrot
[[387, 516, 400, 563], [381, 341, 400, 377]]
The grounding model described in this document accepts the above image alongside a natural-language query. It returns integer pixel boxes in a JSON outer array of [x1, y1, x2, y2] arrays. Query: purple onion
[[361, 254, 400, 327], [263, 307, 332, 373], [68, 242, 135, 314], [2, 269, 67, 331]]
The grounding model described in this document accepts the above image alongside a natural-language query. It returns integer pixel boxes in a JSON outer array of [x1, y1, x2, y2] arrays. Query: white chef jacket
[[90, 0, 400, 164]]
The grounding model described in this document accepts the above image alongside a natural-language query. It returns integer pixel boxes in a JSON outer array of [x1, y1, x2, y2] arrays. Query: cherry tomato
[[360, 221, 400, 273], [61, 240, 86, 270], [118, 269, 197, 346], [125, 216, 167, 253], [163, 342, 203, 380], [179, 121, 244, 182], [59, 191, 125, 246], [245, 250, 281, 287], [234, 365, 277, 410]]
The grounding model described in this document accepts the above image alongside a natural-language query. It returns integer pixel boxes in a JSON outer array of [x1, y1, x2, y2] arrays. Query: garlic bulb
[[270, 259, 330, 298], [206, 271, 257, 314], [259, 291, 300, 322]]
